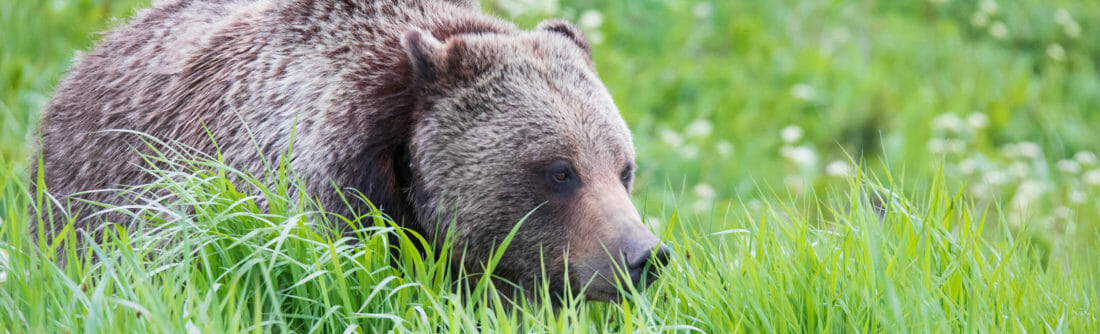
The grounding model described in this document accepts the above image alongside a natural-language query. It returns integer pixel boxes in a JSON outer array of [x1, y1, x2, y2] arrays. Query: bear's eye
[[620, 167, 632, 183], [544, 160, 578, 192], [620, 163, 635, 187]]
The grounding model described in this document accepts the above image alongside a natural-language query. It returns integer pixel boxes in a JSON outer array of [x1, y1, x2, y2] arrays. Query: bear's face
[[403, 21, 669, 302]]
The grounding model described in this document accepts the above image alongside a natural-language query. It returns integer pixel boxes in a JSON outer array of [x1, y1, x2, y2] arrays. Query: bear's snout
[[611, 218, 668, 291], [570, 183, 670, 301], [624, 242, 672, 288]]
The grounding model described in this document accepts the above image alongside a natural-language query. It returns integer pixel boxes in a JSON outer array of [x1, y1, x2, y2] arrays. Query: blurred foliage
[[493, 0, 1100, 244], [1, 0, 1099, 332], [4, 0, 1100, 215], [3, 0, 1100, 264]]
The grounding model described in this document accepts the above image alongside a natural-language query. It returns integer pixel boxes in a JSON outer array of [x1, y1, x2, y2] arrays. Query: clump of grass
[[3, 141, 531, 332], [1, 134, 662, 332], [1, 140, 1096, 332], [659, 169, 1098, 332], [3, 0, 1100, 331]]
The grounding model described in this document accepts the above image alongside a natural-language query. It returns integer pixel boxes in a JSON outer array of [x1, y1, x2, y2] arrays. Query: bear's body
[[36, 0, 498, 230], [34, 0, 667, 301]]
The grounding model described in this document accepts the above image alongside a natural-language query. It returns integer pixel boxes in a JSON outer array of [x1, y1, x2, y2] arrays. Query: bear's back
[[32, 0, 507, 234]]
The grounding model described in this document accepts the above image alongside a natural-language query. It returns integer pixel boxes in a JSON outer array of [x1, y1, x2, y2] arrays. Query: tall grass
[[2, 0, 1099, 332], [1, 142, 1097, 332]]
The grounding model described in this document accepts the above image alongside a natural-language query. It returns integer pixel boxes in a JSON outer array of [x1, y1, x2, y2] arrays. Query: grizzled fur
[[33, 0, 665, 301]]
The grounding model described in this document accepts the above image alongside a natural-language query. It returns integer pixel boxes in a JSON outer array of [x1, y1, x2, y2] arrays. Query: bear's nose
[[626, 243, 672, 286]]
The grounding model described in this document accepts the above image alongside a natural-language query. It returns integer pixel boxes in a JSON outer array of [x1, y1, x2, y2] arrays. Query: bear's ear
[[537, 19, 592, 59], [402, 29, 447, 82]]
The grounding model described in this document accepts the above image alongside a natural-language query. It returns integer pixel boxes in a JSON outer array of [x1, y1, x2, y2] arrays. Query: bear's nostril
[[623, 243, 672, 289], [627, 243, 672, 273], [649, 244, 671, 269]]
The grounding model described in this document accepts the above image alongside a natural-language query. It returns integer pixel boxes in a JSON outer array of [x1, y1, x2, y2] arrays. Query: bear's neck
[[272, 0, 515, 235]]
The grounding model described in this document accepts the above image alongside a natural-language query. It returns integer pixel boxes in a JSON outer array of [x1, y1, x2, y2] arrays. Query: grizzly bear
[[31, 0, 669, 302]]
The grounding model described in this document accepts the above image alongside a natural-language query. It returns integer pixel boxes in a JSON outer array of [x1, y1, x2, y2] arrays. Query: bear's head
[[400, 20, 669, 302]]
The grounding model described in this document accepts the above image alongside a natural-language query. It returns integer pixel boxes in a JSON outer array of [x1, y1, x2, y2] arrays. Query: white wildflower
[[1070, 191, 1087, 204], [1002, 143, 1020, 159], [685, 119, 713, 138], [1063, 22, 1081, 38], [1075, 151, 1097, 165], [1058, 159, 1081, 174], [692, 200, 711, 213], [746, 199, 763, 212], [496, 0, 560, 18], [1084, 169, 1100, 186], [1017, 141, 1041, 159], [587, 31, 605, 45], [966, 112, 989, 129], [932, 113, 964, 132], [1054, 9, 1073, 25], [989, 21, 1008, 39], [1010, 181, 1043, 211], [927, 138, 946, 154], [49, 0, 70, 12], [1009, 162, 1029, 179], [694, 183, 717, 200], [1054, 10, 1081, 38], [959, 158, 979, 174], [781, 145, 818, 168], [790, 83, 815, 101], [781, 125, 803, 144], [660, 129, 684, 148], [825, 160, 854, 178], [784, 175, 805, 194], [945, 139, 967, 154], [715, 140, 733, 157], [970, 183, 991, 199], [578, 10, 604, 30], [1054, 206, 1072, 220], [681, 144, 700, 159], [980, 0, 998, 13], [970, 12, 989, 28], [1046, 44, 1066, 62], [692, 2, 713, 19], [575, 10, 605, 44], [984, 170, 1008, 185], [1006, 213, 1024, 228]]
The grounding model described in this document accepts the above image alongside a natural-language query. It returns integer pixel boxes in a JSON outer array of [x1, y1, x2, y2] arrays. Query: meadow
[[1, 0, 1099, 332]]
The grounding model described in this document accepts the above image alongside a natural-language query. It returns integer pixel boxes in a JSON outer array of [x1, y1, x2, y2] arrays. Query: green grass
[[2, 0, 1099, 332]]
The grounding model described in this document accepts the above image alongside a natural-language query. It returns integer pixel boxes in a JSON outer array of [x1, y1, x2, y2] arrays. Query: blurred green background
[[2, 0, 1100, 249], [1, 0, 1099, 331], [2, 0, 1100, 227], [493, 0, 1100, 245]]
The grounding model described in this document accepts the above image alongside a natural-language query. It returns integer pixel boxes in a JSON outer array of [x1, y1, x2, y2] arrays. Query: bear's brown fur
[[32, 0, 668, 301]]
